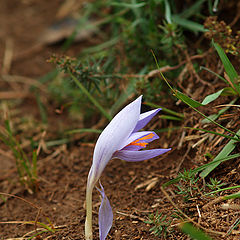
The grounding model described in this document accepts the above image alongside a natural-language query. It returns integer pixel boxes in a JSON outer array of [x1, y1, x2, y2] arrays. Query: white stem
[[85, 185, 93, 240]]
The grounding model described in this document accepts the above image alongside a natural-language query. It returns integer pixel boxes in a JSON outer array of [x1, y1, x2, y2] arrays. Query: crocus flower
[[85, 96, 171, 240]]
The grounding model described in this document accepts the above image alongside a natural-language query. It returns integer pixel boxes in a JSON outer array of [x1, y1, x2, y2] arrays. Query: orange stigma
[[127, 133, 154, 148]]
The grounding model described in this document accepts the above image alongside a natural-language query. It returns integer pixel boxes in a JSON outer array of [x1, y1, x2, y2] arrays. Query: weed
[[47, 0, 211, 117], [145, 211, 172, 237], [180, 222, 213, 240], [0, 192, 57, 238], [175, 169, 201, 201], [204, 16, 240, 56], [0, 120, 38, 193], [49, 55, 122, 120], [206, 178, 227, 191]]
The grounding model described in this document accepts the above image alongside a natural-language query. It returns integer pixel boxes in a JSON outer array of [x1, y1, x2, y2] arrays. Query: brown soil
[[0, 1, 240, 240]]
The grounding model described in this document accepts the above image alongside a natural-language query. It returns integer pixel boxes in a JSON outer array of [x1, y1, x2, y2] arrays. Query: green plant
[[51, 0, 212, 107], [204, 16, 240, 56], [206, 178, 226, 191], [152, 45, 240, 178], [180, 223, 213, 240], [145, 211, 172, 237], [175, 169, 200, 201], [0, 120, 38, 193], [0, 192, 56, 238]]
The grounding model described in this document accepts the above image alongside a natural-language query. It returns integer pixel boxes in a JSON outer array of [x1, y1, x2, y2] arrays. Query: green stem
[[187, 104, 239, 138], [205, 185, 240, 196], [69, 72, 112, 121]]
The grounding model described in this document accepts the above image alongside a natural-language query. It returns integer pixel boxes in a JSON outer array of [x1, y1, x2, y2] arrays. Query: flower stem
[[85, 186, 93, 240]]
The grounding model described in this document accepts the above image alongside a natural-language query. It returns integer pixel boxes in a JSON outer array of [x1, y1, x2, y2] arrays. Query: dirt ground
[[0, 0, 240, 240]]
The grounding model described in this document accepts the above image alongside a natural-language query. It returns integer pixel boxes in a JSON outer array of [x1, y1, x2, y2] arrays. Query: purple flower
[[85, 96, 171, 240]]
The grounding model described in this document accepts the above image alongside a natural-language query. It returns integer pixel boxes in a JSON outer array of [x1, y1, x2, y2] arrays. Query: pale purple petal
[[97, 184, 113, 240], [113, 148, 171, 162], [89, 96, 142, 185], [121, 132, 159, 151], [133, 108, 161, 132]]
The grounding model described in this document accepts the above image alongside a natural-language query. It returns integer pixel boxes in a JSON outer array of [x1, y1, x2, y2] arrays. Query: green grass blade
[[43, 139, 69, 148], [159, 115, 183, 121], [32, 150, 38, 180], [202, 98, 237, 124], [35, 92, 48, 124], [179, 0, 206, 19], [27, 230, 50, 240], [155, 127, 181, 133], [184, 127, 239, 141], [205, 186, 240, 196], [81, 37, 119, 55], [38, 69, 59, 84], [180, 223, 213, 240], [200, 66, 228, 84], [110, 77, 138, 116], [172, 15, 206, 32], [144, 101, 184, 118], [213, 41, 240, 94], [193, 153, 240, 174], [212, 0, 220, 12], [163, 153, 240, 187], [223, 192, 240, 200], [200, 128, 240, 178], [69, 72, 112, 121], [65, 128, 102, 135], [164, 0, 172, 24], [226, 218, 240, 236], [213, 41, 238, 80], [110, 2, 146, 8]]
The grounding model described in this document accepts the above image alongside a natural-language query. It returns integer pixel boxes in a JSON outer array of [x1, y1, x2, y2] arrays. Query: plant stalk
[[85, 184, 93, 240], [85, 177, 95, 240]]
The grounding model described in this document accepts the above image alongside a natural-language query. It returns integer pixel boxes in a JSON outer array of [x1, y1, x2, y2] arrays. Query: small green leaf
[[176, 88, 225, 107], [175, 90, 203, 108], [180, 223, 213, 240], [201, 89, 224, 105], [200, 128, 240, 178]]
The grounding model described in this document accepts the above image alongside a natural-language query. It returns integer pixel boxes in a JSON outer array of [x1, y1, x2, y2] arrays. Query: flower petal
[[133, 108, 161, 132], [90, 96, 142, 184], [120, 131, 159, 151], [97, 184, 113, 240], [113, 148, 171, 162]]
